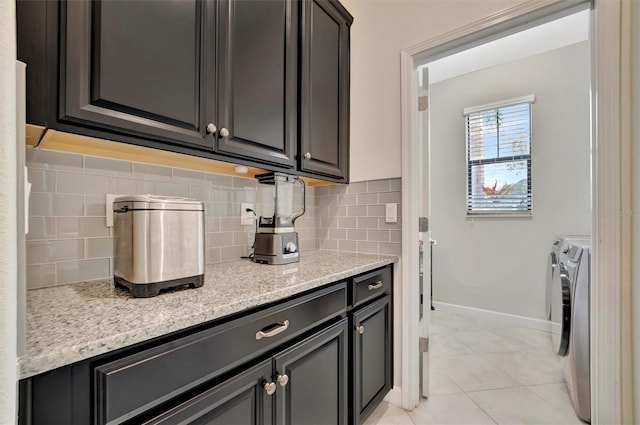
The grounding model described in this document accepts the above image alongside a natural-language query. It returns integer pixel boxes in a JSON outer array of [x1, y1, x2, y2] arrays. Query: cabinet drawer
[[94, 283, 346, 425], [353, 266, 392, 308]]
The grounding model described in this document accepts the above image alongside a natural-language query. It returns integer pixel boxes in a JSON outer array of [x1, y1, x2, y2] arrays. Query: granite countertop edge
[[19, 251, 397, 379]]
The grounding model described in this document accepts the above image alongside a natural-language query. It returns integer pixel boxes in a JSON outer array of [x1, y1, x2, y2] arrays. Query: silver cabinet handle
[[368, 281, 383, 290], [356, 325, 365, 335], [277, 374, 289, 387], [220, 127, 230, 137], [256, 320, 290, 340], [263, 381, 276, 395], [304, 152, 311, 159], [206, 123, 217, 134]]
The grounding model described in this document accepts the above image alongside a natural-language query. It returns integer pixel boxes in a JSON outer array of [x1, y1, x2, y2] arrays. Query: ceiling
[[421, 9, 590, 85]]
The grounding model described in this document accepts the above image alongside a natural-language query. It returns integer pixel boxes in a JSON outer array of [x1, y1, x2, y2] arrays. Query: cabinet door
[[139, 360, 273, 425], [216, 0, 296, 167], [274, 319, 348, 425], [300, 0, 352, 181], [353, 296, 392, 424], [63, 0, 214, 149]]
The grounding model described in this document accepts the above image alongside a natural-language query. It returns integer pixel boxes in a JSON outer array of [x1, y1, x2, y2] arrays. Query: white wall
[[430, 42, 591, 319], [342, 0, 533, 182], [0, 0, 18, 423]]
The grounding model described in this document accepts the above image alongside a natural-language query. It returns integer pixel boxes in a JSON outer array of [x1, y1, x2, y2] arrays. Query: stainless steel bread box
[[113, 195, 205, 297]]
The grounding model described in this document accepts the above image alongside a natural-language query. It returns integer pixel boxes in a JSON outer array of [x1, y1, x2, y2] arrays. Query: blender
[[253, 173, 305, 265]]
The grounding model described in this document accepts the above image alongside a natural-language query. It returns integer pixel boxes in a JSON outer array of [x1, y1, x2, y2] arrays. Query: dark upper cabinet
[[300, 0, 352, 182], [215, 0, 297, 168], [274, 319, 348, 425], [353, 296, 392, 424], [63, 0, 214, 150]]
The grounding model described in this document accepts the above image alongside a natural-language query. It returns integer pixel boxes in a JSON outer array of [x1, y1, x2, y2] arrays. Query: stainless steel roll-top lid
[[113, 195, 204, 211]]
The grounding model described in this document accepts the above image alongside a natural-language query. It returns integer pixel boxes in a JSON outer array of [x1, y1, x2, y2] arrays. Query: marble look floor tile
[[467, 386, 582, 424], [527, 383, 582, 422], [429, 367, 463, 395], [432, 312, 507, 332], [448, 329, 524, 354], [492, 327, 554, 352], [362, 401, 415, 425], [430, 334, 474, 357], [431, 354, 520, 392], [482, 349, 564, 385], [409, 393, 496, 425]]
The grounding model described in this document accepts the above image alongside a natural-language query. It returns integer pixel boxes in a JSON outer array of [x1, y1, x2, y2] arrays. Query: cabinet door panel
[[140, 360, 273, 425], [64, 0, 213, 149], [300, 0, 350, 180], [216, 0, 296, 167], [353, 296, 392, 424], [274, 319, 348, 425]]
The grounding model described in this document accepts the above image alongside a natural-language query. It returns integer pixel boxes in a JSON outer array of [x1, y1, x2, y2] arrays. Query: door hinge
[[418, 95, 428, 111], [419, 337, 429, 353], [419, 217, 428, 232]]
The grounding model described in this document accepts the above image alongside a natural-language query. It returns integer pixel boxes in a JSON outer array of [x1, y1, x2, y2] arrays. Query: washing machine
[[552, 240, 591, 423], [546, 235, 589, 320]]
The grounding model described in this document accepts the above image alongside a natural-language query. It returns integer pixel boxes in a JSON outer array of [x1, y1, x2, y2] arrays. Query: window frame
[[464, 95, 535, 217]]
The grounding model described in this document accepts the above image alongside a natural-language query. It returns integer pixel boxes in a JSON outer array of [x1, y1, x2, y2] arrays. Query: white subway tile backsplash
[[232, 176, 257, 189], [368, 230, 390, 242], [337, 193, 357, 206], [347, 206, 367, 217], [390, 230, 402, 243], [151, 182, 190, 197], [207, 232, 235, 248], [358, 217, 379, 230], [356, 193, 378, 205], [367, 205, 385, 217], [206, 173, 233, 188], [57, 217, 110, 239], [367, 179, 390, 193], [30, 193, 85, 217], [57, 172, 110, 194], [320, 239, 338, 250], [390, 178, 401, 191], [206, 247, 221, 264], [338, 240, 357, 252], [379, 242, 402, 256], [110, 177, 154, 195], [378, 191, 402, 204], [357, 241, 379, 254], [26, 148, 83, 172], [347, 182, 367, 194], [85, 195, 107, 216], [28, 169, 56, 192], [220, 245, 247, 262], [328, 228, 346, 240], [85, 238, 113, 259], [172, 168, 206, 185], [27, 239, 84, 265], [133, 163, 173, 181], [27, 217, 56, 240], [338, 217, 357, 228], [26, 264, 56, 289], [347, 229, 367, 241], [85, 156, 132, 176], [57, 258, 110, 284]]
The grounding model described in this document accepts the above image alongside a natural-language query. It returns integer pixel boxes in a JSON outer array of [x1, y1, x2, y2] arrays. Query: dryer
[[553, 240, 591, 423], [546, 235, 589, 320]]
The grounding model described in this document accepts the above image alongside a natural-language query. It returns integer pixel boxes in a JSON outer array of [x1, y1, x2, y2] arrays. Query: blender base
[[253, 232, 300, 265]]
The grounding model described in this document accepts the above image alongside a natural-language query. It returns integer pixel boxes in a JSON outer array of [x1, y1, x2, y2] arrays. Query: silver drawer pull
[[368, 281, 383, 290], [256, 320, 290, 340]]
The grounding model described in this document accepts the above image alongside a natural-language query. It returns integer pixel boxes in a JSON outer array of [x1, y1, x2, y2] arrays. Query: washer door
[[551, 262, 572, 356]]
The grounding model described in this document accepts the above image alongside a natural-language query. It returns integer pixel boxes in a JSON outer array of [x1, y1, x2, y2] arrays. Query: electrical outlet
[[241, 203, 255, 225], [106, 194, 126, 227]]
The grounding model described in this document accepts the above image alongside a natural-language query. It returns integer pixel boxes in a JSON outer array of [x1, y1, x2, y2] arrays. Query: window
[[464, 95, 534, 215]]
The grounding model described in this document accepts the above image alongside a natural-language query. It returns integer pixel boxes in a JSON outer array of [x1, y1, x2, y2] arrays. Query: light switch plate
[[385, 203, 398, 223], [106, 194, 126, 227]]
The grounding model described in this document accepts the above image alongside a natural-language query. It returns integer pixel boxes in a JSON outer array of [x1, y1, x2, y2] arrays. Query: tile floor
[[363, 310, 584, 425]]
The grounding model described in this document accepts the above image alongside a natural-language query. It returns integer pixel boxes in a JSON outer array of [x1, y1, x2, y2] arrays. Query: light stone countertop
[[20, 250, 397, 379]]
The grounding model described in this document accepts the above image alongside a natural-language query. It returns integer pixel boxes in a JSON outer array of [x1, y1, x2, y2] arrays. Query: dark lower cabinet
[[274, 319, 348, 425], [137, 360, 273, 425], [353, 296, 392, 424], [18, 267, 392, 425]]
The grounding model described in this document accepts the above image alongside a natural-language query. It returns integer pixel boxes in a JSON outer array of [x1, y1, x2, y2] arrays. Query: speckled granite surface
[[20, 250, 396, 379]]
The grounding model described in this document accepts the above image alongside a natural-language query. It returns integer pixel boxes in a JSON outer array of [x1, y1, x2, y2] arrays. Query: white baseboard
[[432, 301, 552, 332], [383, 387, 402, 407]]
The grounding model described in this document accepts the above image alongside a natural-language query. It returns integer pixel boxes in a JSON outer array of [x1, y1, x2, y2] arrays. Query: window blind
[[465, 97, 533, 215]]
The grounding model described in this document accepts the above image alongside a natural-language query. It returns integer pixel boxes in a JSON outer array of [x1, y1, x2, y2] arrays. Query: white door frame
[[399, 0, 624, 422]]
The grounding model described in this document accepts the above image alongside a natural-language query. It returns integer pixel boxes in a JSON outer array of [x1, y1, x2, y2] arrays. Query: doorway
[[398, 0, 625, 423]]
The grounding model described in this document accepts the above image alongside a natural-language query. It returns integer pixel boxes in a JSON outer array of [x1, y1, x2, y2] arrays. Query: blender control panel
[[282, 233, 298, 256]]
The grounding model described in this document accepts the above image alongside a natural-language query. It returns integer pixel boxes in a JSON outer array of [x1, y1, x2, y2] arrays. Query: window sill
[[466, 212, 532, 219]]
